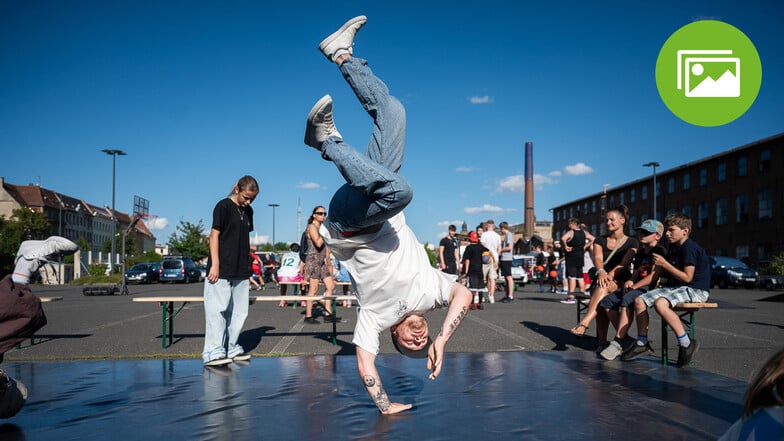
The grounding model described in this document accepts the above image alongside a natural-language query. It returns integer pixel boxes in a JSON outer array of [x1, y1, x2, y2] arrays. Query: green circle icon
[[655, 20, 762, 127]]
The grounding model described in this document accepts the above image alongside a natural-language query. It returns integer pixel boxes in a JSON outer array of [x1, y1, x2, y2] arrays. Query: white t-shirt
[[277, 251, 301, 278], [480, 229, 501, 264], [320, 212, 456, 354]]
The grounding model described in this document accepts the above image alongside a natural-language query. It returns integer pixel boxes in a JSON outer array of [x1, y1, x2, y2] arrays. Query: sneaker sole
[[304, 94, 332, 147], [232, 354, 251, 362], [205, 358, 232, 367], [318, 15, 368, 54]]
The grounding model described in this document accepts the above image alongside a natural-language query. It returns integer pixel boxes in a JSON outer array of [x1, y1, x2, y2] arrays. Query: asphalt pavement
[[5, 280, 783, 383]]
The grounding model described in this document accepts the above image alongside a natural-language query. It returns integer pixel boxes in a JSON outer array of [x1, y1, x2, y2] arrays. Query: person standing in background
[[202, 175, 259, 367]]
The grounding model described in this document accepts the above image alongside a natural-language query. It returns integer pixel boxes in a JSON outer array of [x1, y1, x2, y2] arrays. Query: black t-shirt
[[462, 243, 489, 277], [439, 236, 457, 266], [633, 244, 667, 279], [566, 229, 587, 265], [594, 235, 639, 284], [664, 238, 711, 291], [208, 197, 254, 279]]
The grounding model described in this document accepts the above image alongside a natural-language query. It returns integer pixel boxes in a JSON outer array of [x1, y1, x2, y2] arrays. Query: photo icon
[[677, 50, 740, 98], [656, 20, 761, 126]]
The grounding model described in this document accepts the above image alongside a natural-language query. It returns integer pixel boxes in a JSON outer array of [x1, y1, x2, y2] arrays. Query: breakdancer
[[304, 15, 472, 414], [0, 236, 78, 418]]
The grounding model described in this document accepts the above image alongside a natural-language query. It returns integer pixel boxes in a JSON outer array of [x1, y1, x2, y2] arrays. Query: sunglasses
[[314, 211, 327, 216]]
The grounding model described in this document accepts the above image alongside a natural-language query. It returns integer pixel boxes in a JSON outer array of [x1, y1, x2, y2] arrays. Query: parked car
[[511, 254, 532, 286], [198, 265, 207, 282], [124, 262, 161, 284], [160, 257, 201, 283], [709, 256, 758, 289], [756, 260, 784, 291]]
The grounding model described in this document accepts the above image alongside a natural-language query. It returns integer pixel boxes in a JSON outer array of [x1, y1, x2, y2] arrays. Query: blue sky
[[2, 1, 782, 248]]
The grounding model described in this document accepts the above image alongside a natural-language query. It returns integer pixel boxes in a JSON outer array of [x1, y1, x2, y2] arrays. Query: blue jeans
[[202, 278, 249, 362], [323, 58, 413, 233]]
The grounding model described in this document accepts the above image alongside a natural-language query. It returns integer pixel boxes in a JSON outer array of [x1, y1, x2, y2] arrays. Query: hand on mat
[[382, 402, 413, 415]]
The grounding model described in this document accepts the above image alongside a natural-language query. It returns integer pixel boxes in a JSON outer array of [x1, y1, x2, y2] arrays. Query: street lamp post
[[102, 149, 126, 272], [268, 203, 279, 250], [643, 162, 660, 219]]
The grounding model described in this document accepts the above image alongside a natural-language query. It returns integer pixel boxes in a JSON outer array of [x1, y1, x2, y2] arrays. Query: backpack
[[299, 230, 309, 261]]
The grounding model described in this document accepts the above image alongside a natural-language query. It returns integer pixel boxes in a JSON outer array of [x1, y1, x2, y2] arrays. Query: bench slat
[[673, 302, 718, 310]]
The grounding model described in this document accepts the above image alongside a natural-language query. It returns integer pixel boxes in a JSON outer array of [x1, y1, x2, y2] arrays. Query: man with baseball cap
[[598, 219, 668, 361]]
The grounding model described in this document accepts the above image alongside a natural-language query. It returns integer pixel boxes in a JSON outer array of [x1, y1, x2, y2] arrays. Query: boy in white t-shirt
[[304, 16, 472, 415], [277, 243, 304, 307]]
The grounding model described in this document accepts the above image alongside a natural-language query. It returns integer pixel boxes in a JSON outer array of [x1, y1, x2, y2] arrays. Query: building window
[[699, 169, 708, 186], [717, 163, 726, 182], [667, 177, 675, 193], [630, 188, 636, 203], [716, 198, 728, 225], [569, 207, 573, 218], [736, 245, 749, 260], [592, 200, 596, 213], [642, 185, 648, 200], [609, 195, 615, 208], [698, 202, 709, 228], [629, 216, 637, 230], [758, 190, 773, 219], [619, 192, 625, 205], [759, 150, 771, 172], [736, 194, 749, 223], [655, 181, 661, 198], [683, 173, 690, 190], [738, 157, 747, 177], [682, 205, 691, 219], [583, 202, 588, 216]]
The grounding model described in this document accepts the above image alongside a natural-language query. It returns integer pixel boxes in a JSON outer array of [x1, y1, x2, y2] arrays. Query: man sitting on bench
[[623, 213, 711, 367], [303, 15, 472, 414]]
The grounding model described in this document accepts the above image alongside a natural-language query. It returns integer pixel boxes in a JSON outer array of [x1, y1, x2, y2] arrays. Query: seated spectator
[[623, 212, 710, 367], [595, 219, 667, 360], [719, 347, 784, 441], [277, 243, 304, 307], [568, 206, 638, 351]]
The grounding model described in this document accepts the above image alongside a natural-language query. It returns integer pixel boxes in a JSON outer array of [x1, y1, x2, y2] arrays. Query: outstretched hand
[[427, 338, 445, 380]]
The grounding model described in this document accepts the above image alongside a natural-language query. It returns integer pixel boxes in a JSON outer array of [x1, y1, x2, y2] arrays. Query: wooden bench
[[661, 302, 718, 366], [133, 294, 357, 348], [278, 280, 351, 295]]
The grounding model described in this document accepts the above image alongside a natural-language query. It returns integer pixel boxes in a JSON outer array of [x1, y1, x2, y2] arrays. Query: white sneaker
[[600, 340, 622, 361], [232, 353, 251, 362], [204, 357, 232, 367], [318, 15, 367, 62], [15, 236, 78, 268], [487, 295, 495, 304], [304, 94, 342, 151]]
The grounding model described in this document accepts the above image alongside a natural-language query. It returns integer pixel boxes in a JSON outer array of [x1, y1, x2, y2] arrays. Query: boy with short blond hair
[[626, 213, 711, 367]]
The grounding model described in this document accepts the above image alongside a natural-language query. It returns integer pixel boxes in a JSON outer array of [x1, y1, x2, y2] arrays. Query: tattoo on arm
[[363, 375, 376, 387], [374, 385, 391, 412]]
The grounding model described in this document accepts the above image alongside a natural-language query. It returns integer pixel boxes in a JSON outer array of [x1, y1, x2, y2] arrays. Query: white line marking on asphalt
[[269, 318, 307, 354]]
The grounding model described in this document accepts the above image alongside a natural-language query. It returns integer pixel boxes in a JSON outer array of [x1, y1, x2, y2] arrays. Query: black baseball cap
[[391, 333, 432, 359]]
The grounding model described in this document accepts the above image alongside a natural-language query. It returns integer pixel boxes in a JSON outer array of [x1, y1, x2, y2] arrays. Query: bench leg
[[661, 311, 695, 366]]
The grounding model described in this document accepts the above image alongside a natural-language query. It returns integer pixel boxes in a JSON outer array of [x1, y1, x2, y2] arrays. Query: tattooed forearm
[[373, 385, 391, 412], [442, 306, 467, 337], [363, 375, 376, 387]]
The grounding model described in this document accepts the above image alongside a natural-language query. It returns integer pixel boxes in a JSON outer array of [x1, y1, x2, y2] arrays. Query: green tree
[[423, 242, 437, 267], [0, 208, 51, 276], [167, 220, 209, 262]]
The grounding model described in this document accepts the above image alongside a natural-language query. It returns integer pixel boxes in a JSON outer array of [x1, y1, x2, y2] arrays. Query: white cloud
[[498, 175, 524, 192], [437, 220, 464, 229], [144, 217, 168, 230], [549, 170, 562, 177], [464, 204, 504, 214], [564, 162, 594, 176], [296, 182, 322, 190], [534, 173, 557, 185], [468, 95, 494, 104], [455, 166, 474, 173]]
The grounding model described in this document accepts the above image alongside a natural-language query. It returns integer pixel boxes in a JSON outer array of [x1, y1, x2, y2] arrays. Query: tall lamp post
[[102, 149, 126, 271], [643, 162, 660, 219], [268, 203, 279, 250]]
